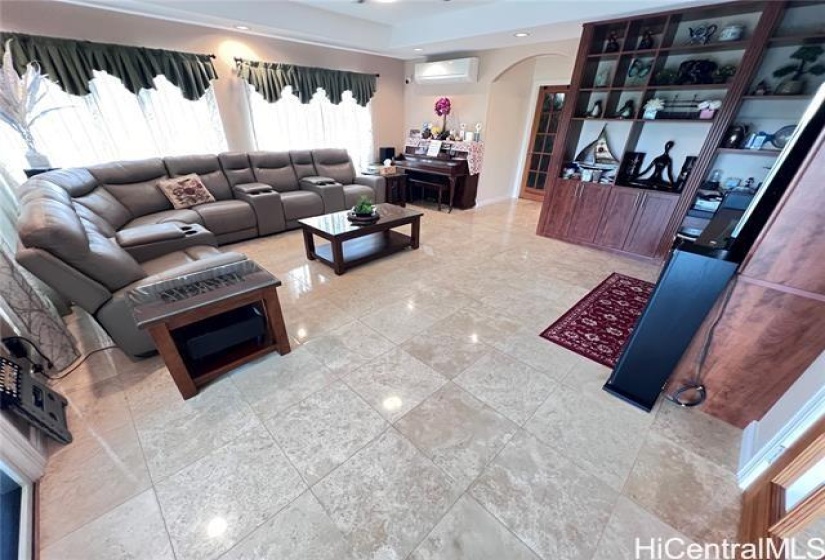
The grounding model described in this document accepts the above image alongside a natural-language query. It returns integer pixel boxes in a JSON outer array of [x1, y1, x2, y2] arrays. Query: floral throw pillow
[[157, 174, 215, 209]]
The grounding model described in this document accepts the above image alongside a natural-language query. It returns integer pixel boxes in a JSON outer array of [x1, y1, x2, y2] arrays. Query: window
[[247, 85, 374, 170], [0, 72, 227, 180]]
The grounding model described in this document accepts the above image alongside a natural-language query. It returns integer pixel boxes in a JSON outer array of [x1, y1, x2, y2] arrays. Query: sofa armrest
[[232, 183, 286, 235], [233, 182, 275, 195], [353, 175, 387, 203], [299, 178, 346, 213], [116, 223, 217, 263]]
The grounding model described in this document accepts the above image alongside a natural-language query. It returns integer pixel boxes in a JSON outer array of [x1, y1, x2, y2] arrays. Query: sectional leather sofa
[[15, 148, 385, 357]]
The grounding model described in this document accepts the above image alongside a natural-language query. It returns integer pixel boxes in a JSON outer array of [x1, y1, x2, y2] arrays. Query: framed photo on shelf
[[409, 128, 421, 140], [426, 140, 443, 157]]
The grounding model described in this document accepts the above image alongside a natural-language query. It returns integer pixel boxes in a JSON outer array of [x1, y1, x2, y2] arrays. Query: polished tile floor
[[41, 200, 743, 560]]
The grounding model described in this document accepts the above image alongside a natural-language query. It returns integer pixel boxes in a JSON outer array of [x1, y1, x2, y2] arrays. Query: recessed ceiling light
[[514, 32, 530, 38], [235, 25, 250, 30], [413, 48, 424, 52]]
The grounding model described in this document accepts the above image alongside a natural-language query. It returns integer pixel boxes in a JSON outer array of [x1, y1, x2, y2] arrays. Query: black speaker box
[[379, 147, 395, 162]]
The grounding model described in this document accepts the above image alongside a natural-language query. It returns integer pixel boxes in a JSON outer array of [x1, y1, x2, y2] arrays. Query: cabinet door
[[543, 179, 578, 238], [623, 191, 680, 257], [566, 182, 610, 243], [594, 187, 642, 249]]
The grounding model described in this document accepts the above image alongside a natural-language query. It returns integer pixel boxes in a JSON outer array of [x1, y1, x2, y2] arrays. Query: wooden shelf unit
[[675, 0, 825, 238], [537, 0, 825, 260]]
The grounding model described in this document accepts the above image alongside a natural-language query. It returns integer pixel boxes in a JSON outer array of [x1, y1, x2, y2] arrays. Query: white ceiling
[[59, 0, 719, 59]]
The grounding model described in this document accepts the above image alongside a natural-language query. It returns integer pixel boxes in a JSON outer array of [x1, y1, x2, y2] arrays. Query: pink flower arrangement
[[434, 97, 451, 116]]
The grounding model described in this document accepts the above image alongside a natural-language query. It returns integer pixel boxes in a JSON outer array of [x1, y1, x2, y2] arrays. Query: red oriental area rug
[[540, 273, 654, 368]]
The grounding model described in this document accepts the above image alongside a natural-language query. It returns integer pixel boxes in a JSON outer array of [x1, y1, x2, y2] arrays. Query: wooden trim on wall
[[740, 416, 825, 545]]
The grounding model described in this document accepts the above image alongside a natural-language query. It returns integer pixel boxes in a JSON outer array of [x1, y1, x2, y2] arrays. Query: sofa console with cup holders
[[15, 149, 385, 357]]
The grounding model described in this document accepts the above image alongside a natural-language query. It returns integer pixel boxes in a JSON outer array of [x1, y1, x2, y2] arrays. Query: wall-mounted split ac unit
[[413, 57, 479, 85]]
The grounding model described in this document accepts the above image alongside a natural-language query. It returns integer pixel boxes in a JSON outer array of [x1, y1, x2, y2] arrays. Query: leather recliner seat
[[15, 150, 385, 357]]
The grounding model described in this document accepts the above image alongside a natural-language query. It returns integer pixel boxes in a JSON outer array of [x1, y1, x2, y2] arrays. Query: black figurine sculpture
[[639, 29, 654, 50], [605, 32, 620, 52], [587, 100, 603, 118], [615, 99, 636, 119], [632, 140, 676, 188]]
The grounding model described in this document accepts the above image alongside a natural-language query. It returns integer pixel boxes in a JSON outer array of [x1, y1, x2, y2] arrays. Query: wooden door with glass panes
[[520, 86, 568, 201]]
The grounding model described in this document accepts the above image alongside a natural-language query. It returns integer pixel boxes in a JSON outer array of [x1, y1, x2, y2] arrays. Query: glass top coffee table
[[298, 203, 423, 275]]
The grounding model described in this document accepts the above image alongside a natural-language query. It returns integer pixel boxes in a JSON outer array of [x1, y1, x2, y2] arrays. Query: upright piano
[[395, 148, 479, 212]]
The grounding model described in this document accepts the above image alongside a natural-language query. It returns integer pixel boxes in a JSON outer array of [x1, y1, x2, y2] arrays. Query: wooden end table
[[299, 203, 423, 275], [130, 262, 290, 399], [383, 173, 408, 206]]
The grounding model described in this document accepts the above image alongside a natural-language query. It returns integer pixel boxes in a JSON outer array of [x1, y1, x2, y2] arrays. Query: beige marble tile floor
[[40, 199, 743, 560]]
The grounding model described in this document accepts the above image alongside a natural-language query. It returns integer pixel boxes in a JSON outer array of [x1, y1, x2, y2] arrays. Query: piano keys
[[395, 149, 479, 212]]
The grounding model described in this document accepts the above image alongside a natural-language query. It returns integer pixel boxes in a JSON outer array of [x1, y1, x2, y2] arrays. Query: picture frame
[[409, 128, 421, 140], [463, 131, 475, 142], [426, 140, 443, 157]]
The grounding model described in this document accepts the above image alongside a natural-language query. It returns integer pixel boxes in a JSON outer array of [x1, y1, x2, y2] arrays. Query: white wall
[[477, 58, 537, 204], [738, 350, 825, 489], [403, 38, 579, 203]]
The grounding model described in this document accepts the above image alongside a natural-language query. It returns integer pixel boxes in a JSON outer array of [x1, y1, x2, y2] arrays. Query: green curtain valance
[[0, 32, 218, 101], [235, 58, 377, 106]]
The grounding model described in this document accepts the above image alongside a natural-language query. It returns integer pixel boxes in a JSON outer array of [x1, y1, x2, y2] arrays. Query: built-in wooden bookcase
[[680, 1, 825, 237], [537, 0, 825, 260]]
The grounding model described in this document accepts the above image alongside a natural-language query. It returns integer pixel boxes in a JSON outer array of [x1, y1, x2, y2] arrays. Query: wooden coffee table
[[299, 203, 423, 275]]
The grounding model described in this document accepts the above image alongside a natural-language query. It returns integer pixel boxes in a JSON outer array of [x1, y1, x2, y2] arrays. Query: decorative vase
[[718, 24, 745, 42], [25, 146, 50, 168], [775, 79, 805, 95], [722, 124, 748, 149], [643, 108, 658, 120], [699, 109, 716, 119]]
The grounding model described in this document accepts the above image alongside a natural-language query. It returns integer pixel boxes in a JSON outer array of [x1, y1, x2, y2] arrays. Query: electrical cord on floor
[[666, 276, 738, 408], [46, 345, 118, 380]]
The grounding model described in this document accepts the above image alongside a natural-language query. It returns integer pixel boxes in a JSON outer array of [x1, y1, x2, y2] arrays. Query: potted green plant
[[0, 39, 67, 167], [772, 45, 825, 95], [352, 195, 375, 217]]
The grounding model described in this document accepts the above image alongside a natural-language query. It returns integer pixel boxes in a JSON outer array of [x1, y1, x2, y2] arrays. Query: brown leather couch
[[15, 149, 385, 357]]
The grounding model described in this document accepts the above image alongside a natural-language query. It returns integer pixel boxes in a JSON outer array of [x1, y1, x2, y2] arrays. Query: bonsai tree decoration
[[0, 39, 66, 167], [772, 45, 825, 95], [434, 97, 451, 140]]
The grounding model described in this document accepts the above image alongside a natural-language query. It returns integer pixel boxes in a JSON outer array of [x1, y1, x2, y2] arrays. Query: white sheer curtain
[[0, 72, 227, 182], [248, 85, 375, 170]]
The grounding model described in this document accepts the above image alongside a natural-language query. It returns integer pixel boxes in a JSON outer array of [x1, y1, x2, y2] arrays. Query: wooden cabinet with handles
[[566, 182, 611, 243], [542, 179, 579, 238], [594, 187, 641, 249], [623, 191, 680, 257], [543, 179, 680, 258]]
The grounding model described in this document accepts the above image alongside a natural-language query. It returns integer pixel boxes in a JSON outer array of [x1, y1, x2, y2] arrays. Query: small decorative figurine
[[688, 23, 718, 45], [605, 32, 620, 52], [615, 99, 636, 119], [753, 80, 771, 96], [639, 29, 655, 50], [587, 100, 603, 118]]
